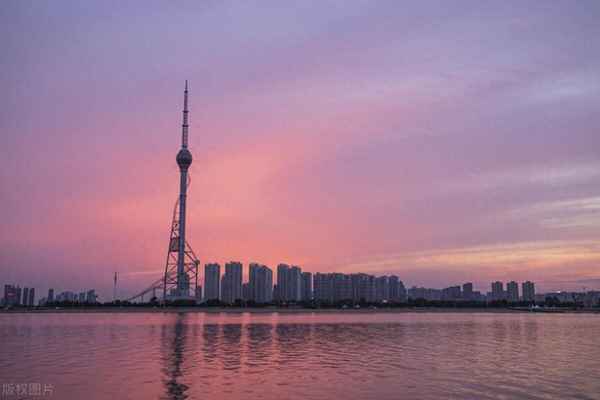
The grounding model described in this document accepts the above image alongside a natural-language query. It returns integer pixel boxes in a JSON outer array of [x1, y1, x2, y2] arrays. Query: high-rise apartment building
[[249, 263, 273, 303], [408, 286, 442, 301], [289, 266, 302, 301], [332, 273, 352, 302], [375, 276, 389, 302], [264, 264, 274, 303], [276, 264, 302, 302], [204, 263, 221, 301], [85, 290, 96, 303], [56, 291, 76, 302], [300, 272, 312, 301], [462, 282, 473, 301], [23, 288, 29, 306], [315, 273, 399, 304], [195, 285, 202, 303], [491, 281, 504, 301], [507, 281, 519, 302], [3, 285, 19, 306], [388, 275, 407, 302], [522, 281, 535, 302], [354, 273, 376, 303], [313, 273, 333, 303], [222, 262, 243, 303], [442, 286, 462, 301], [242, 283, 250, 301], [276, 264, 289, 302]]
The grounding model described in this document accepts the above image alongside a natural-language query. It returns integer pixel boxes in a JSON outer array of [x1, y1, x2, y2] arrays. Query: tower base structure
[[162, 197, 200, 302], [124, 197, 200, 304]]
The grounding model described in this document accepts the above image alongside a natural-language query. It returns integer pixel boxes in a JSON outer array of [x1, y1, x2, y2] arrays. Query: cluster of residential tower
[[194, 262, 544, 305], [2, 285, 35, 307], [198, 263, 411, 304], [4, 270, 600, 308], [2, 285, 97, 307]]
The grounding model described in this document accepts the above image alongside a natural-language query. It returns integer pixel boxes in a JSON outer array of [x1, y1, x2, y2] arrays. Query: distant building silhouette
[[522, 281, 535, 302], [375, 276, 389, 303], [2, 285, 40, 306], [389, 275, 407, 302], [85, 290, 96, 303], [462, 282, 474, 301], [195, 285, 202, 303], [56, 291, 75, 302], [408, 287, 442, 301], [314, 273, 333, 302], [222, 262, 243, 303], [249, 263, 273, 303], [276, 264, 302, 302], [352, 273, 376, 302], [3, 285, 19, 306], [289, 266, 302, 301], [276, 264, 289, 302], [507, 281, 519, 302], [442, 286, 462, 301], [28, 288, 35, 306], [23, 288, 29, 306], [242, 283, 250, 301], [313, 273, 407, 304], [491, 281, 504, 301], [300, 272, 312, 301], [204, 263, 221, 301]]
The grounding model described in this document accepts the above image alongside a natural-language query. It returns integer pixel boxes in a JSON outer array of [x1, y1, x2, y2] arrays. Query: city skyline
[[12, 270, 599, 307], [2, 1, 600, 301], [0, 266, 555, 304], [6, 261, 600, 308]]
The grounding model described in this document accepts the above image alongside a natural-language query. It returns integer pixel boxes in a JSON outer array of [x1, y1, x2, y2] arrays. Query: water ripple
[[1, 312, 600, 399]]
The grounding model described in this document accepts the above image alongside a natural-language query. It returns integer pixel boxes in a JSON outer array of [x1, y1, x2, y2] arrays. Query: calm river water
[[1, 312, 599, 400]]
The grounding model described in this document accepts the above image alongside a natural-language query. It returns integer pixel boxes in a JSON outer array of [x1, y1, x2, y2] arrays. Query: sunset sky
[[2, 1, 599, 300]]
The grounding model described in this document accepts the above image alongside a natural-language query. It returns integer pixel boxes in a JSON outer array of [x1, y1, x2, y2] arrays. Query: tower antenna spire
[[182, 80, 189, 149]]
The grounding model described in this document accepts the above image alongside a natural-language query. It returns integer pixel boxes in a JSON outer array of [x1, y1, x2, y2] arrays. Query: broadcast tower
[[175, 81, 193, 297], [124, 82, 200, 303]]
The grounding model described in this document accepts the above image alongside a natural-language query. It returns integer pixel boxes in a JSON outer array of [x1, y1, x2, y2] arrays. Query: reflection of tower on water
[[161, 314, 189, 400]]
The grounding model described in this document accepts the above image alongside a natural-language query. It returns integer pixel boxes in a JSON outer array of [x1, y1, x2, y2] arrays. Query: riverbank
[[2, 306, 599, 314]]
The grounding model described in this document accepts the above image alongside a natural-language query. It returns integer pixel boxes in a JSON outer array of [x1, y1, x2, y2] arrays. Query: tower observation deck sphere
[[176, 148, 193, 168]]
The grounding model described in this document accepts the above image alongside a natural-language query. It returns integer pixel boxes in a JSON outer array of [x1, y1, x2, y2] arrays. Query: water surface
[[1, 312, 599, 399]]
